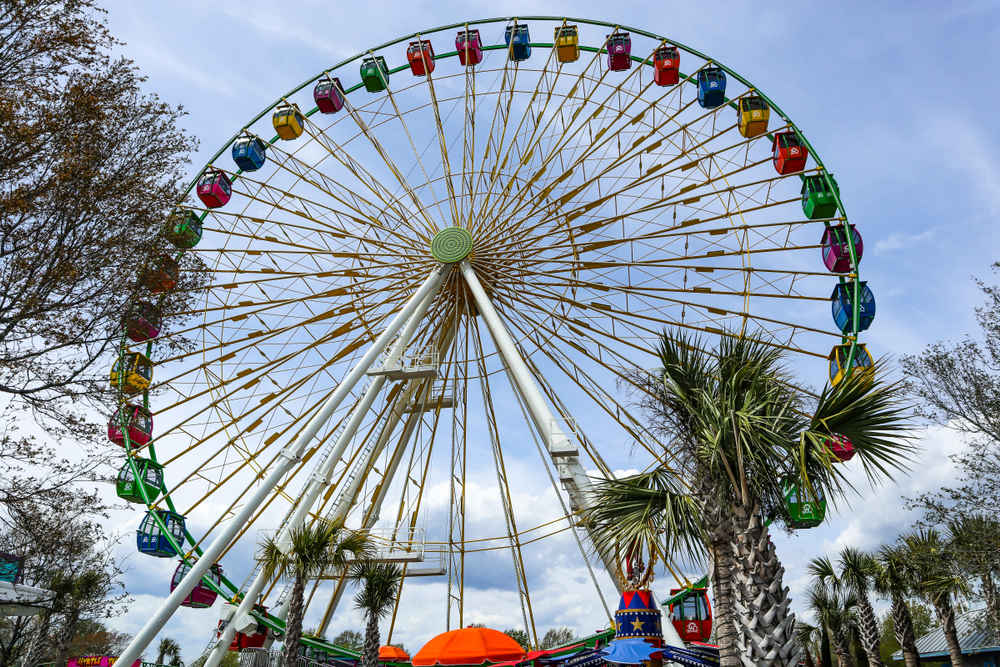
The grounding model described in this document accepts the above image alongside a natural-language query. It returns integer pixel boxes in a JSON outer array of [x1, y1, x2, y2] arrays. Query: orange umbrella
[[412, 627, 526, 666], [380, 646, 411, 663]]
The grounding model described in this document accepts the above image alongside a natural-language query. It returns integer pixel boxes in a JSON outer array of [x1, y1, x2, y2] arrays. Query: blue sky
[[92, 0, 1000, 661]]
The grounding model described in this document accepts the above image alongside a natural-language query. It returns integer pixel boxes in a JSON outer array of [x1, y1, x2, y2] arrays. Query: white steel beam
[[459, 260, 624, 593], [117, 265, 450, 667]]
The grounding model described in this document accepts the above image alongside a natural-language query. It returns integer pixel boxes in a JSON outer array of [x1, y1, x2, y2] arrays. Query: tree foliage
[[0, 0, 200, 431], [587, 330, 913, 667], [502, 629, 530, 651], [538, 627, 575, 650], [331, 630, 364, 653], [261, 523, 370, 667], [67, 619, 132, 658], [0, 505, 128, 667], [902, 269, 1000, 520]]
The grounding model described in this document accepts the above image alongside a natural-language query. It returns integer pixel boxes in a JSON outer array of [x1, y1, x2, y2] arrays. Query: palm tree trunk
[[53, 608, 81, 667], [830, 628, 853, 667], [282, 574, 308, 667], [931, 596, 965, 667], [729, 504, 797, 667], [981, 572, 1000, 643], [854, 593, 882, 667], [19, 612, 52, 667], [821, 625, 833, 667], [890, 595, 920, 667], [803, 647, 816, 667], [362, 612, 380, 667], [707, 514, 738, 667]]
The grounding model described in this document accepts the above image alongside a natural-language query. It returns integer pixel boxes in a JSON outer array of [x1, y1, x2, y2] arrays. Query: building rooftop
[[892, 611, 999, 660]]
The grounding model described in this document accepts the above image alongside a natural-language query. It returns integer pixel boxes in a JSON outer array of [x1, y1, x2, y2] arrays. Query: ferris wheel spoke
[[298, 119, 436, 244], [497, 147, 779, 258], [419, 53, 460, 226], [471, 51, 616, 239], [479, 59, 696, 235], [468, 47, 571, 235], [479, 47, 662, 239], [470, 322, 538, 643], [258, 141, 424, 241], [381, 84, 452, 229], [494, 90, 765, 246], [459, 63, 477, 227], [338, 94, 442, 236], [467, 54, 526, 232], [230, 171, 427, 251]]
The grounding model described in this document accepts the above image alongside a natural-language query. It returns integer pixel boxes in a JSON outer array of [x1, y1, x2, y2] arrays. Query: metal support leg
[[121, 265, 450, 667], [314, 325, 457, 635], [459, 260, 624, 593]]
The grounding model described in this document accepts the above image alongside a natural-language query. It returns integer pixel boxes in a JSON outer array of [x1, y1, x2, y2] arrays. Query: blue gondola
[[232, 135, 267, 172], [697, 67, 727, 109], [831, 281, 876, 333], [137, 510, 186, 558], [504, 24, 531, 62]]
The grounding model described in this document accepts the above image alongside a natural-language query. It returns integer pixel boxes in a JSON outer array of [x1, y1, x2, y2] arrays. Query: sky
[[83, 0, 1000, 662]]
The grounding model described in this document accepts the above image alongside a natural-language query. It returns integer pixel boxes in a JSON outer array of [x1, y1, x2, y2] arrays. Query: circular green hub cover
[[430, 227, 473, 263]]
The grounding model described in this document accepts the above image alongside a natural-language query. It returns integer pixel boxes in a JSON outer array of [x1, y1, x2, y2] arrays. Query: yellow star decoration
[[631, 618, 645, 632], [655, 620, 662, 631]]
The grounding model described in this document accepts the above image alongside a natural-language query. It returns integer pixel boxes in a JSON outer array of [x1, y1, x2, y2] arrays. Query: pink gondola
[[171, 560, 222, 609], [197, 168, 232, 208], [108, 404, 153, 448], [455, 29, 483, 66]]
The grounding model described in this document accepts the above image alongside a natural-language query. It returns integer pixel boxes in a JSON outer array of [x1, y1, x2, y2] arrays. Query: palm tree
[[795, 622, 820, 667], [261, 522, 370, 667], [157, 638, 183, 667], [587, 330, 914, 667], [805, 578, 858, 667], [53, 570, 107, 667], [350, 561, 403, 667], [873, 545, 921, 667], [899, 528, 969, 667], [20, 572, 75, 667], [811, 549, 883, 667]]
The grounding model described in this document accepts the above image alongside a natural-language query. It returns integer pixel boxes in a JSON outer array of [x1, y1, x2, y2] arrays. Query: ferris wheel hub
[[430, 226, 473, 263]]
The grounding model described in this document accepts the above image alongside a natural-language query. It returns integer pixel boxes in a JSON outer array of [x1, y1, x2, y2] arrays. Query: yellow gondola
[[110, 352, 153, 394], [738, 96, 770, 138], [272, 102, 305, 141], [554, 25, 579, 63], [828, 343, 874, 386]]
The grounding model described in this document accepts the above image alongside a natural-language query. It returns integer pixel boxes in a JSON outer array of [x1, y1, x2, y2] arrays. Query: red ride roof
[[412, 628, 526, 666]]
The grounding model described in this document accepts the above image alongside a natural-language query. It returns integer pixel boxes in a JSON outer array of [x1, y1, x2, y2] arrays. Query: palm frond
[[585, 469, 707, 570]]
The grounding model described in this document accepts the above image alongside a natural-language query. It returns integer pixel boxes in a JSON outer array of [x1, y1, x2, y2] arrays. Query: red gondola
[[407, 40, 435, 76], [825, 435, 855, 462], [654, 46, 679, 86], [772, 131, 809, 175], [220, 604, 269, 651], [141, 254, 179, 294], [669, 588, 712, 643]]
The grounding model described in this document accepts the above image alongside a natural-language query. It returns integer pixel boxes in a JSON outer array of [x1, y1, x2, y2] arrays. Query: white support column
[[314, 325, 458, 635], [118, 265, 450, 667], [459, 260, 623, 593]]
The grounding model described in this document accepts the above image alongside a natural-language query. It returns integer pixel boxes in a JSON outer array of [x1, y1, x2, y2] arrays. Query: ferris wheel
[[110, 15, 874, 666]]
